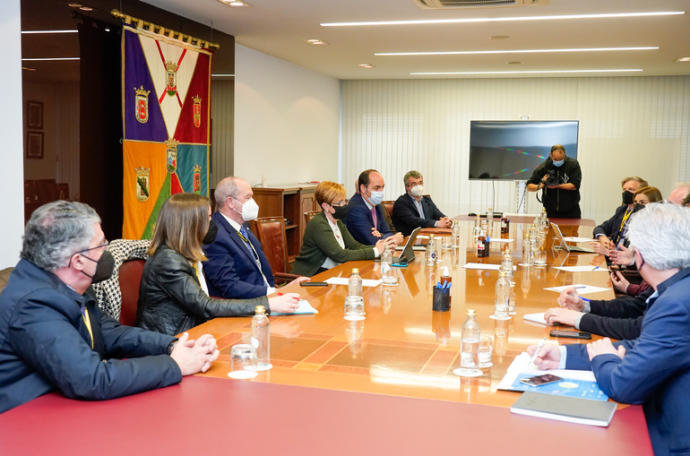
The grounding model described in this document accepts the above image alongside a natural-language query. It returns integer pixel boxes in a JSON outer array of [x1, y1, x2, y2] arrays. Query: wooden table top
[[189, 219, 614, 408]]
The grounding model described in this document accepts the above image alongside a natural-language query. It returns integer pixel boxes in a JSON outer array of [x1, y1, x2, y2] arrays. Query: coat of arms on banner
[[193, 164, 202, 192], [192, 95, 202, 128], [134, 85, 150, 124], [136, 167, 150, 201], [165, 61, 178, 96], [166, 139, 178, 173]]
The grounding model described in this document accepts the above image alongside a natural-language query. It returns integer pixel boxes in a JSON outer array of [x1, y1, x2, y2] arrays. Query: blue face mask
[[552, 159, 565, 167]]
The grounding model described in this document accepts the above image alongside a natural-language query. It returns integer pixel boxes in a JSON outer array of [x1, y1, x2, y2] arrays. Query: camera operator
[[526, 144, 582, 218]]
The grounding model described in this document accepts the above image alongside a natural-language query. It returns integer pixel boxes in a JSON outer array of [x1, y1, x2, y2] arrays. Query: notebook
[[511, 391, 617, 427]]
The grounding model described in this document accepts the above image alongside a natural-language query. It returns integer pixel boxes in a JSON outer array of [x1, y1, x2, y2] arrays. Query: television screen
[[468, 121, 579, 181]]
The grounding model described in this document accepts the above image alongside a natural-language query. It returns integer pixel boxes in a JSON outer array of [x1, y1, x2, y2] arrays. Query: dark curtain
[[78, 18, 123, 240]]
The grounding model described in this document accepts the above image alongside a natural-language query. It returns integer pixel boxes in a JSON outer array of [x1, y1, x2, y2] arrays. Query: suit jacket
[[290, 212, 375, 277], [345, 193, 394, 245], [593, 204, 642, 243], [392, 193, 446, 236], [565, 268, 690, 456], [137, 246, 268, 335], [577, 288, 652, 339], [203, 212, 275, 299], [0, 259, 181, 413]]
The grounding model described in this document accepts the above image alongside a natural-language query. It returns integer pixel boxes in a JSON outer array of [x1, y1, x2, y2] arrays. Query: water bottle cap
[[352, 268, 359, 274], [255, 305, 266, 314], [467, 309, 476, 316]]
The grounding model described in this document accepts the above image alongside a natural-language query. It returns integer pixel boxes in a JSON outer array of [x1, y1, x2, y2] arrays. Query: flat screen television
[[468, 120, 579, 181]]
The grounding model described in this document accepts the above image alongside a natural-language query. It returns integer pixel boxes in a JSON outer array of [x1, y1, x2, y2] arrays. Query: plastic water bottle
[[251, 305, 271, 371], [460, 309, 480, 369], [452, 219, 462, 248], [348, 268, 362, 297], [493, 270, 511, 320]]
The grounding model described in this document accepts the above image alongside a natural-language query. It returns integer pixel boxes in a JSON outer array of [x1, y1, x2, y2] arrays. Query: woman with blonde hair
[[633, 186, 663, 206], [137, 193, 299, 335], [291, 181, 396, 277]]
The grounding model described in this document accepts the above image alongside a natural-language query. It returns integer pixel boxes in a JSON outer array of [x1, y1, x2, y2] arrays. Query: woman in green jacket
[[291, 181, 396, 277]]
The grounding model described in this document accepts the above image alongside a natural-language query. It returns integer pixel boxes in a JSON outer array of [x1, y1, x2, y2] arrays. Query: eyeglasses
[[75, 240, 109, 256], [331, 200, 347, 207]]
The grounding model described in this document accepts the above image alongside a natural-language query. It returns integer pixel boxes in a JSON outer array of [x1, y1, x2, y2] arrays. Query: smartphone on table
[[520, 374, 563, 387]]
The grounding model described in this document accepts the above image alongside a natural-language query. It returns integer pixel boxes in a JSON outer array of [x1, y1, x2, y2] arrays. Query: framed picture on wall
[[27, 100, 43, 129], [26, 131, 44, 159]]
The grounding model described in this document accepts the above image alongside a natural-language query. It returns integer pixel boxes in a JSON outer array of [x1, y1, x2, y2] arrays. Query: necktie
[[371, 206, 378, 229]]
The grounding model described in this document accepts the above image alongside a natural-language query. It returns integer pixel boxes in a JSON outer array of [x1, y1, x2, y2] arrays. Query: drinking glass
[[534, 249, 547, 267], [478, 336, 493, 368], [228, 344, 258, 379], [344, 295, 365, 321]]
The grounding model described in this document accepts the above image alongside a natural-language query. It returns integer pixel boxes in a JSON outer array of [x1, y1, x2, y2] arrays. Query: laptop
[[550, 222, 595, 253], [392, 227, 423, 263]]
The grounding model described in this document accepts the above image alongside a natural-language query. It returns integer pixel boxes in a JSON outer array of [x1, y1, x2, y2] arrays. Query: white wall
[[341, 77, 690, 223], [0, 0, 25, 268], [234, 44, 340, 186]]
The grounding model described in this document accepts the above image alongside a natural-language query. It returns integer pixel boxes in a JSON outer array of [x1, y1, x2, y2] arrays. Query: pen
[[529, 338, 546, 369], [580, 297, 591, 302], [573, 285, 587, 289]]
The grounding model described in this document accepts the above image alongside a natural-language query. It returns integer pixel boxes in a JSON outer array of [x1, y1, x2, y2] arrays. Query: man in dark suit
[[345, 169, 403, 246], [204, 176, 305, 299], [0, 201, 218, 413], [592, 176, 647, 254], [529, 203, 690, 456], [392, 170, 451, 236]]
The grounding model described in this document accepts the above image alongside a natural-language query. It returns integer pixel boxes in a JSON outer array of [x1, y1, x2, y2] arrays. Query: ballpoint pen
[[528, 338, 546, 369]]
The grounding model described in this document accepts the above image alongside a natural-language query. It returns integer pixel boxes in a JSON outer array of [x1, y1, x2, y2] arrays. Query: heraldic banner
[[121, 25, 212, 239]]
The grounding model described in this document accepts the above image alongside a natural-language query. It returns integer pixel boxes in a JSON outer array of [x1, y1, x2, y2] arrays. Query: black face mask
[[203, 219, 218, 244], [81, 250, 115, 284], [332, 205, 349, 220], [622, 191, 635, 205]]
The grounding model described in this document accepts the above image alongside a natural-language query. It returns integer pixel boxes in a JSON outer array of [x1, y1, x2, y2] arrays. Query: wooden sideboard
[[252, 183, 319, 262]]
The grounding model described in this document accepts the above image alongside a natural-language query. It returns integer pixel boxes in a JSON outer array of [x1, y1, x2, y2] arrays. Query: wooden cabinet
[[252, 184, 319, 262]]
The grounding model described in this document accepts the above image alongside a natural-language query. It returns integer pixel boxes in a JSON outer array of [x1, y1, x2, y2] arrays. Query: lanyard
[[615, 208, 633, 243], [236, 228, 270, 286], [81, 305, 94, 349]]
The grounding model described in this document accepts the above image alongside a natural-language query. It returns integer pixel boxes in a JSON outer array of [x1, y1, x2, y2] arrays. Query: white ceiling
[[143, 0, 690, 79]]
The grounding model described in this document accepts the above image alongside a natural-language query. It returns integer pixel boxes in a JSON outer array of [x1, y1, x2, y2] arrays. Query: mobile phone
[[549, 329, 592, 340], [520, 373, 563, 387], [300, 282, 328, 287]]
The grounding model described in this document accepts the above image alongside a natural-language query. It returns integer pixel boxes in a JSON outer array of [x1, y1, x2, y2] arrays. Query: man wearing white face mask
[[392, 170, 451, 236], [203, 176, 307, 299], [345, 169, 404, 246]]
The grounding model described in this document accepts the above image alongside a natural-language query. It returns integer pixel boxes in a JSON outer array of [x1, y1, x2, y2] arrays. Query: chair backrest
[[304, 210, 321, 224], [380, 200, 396, 231], [118, 259, 146, 326], [250, 217, 288, 274]]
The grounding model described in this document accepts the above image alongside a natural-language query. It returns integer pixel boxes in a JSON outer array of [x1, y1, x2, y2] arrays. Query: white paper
[[562, 236, 596, 243], [325, 277, 382, 287], [270, 299, 318, 316], [416, 235, 430, 240], [552, 265, 608, 272], [523, 312, 548, 325], [543, 284, 610, 294], [497, 352, 596, 391], [463, 263, 516, 271], [490, 238, 514, 243]]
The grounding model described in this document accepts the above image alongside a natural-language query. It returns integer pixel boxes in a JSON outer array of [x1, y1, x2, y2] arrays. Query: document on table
[[544, 284, 610, 294], [562, 236, 596, 243], [270, 300, 318, 316], [463, 263, 516, 271], [552, 265, 608, 272], [325, 277, 382, 287], [490, 238, 514, 243], [523, 312, 548, 325], [498, 353, 608, 401]]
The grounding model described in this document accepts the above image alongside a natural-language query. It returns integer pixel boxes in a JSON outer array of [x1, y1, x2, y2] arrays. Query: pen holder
[[432, 287, 451, 312]]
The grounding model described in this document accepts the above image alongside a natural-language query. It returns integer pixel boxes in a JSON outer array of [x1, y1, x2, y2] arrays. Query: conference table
[[0, 217, 652, 455]]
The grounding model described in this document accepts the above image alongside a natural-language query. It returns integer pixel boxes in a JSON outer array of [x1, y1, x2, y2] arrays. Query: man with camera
[[526, 144, 582, 218]]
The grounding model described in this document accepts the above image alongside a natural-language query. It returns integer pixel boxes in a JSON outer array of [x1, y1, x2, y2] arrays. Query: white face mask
[[238, 198, 259, 221], [410, 185, 424, 198], [369, 190, 384, 206]]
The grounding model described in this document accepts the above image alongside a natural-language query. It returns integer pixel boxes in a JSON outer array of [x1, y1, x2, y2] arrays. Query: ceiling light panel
[[322, 11, 684, 27], [376, 46, 658, 56], [411, 68, 643, 75]]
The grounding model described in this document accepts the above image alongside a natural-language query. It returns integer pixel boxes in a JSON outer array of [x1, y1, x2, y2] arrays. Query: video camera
[[545, 169, 561, 187]]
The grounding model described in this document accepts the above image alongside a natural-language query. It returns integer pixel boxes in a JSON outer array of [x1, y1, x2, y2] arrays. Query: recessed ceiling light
[[491, 35, 510, 40], [307, 39, 328, 46], [21, 67, 37, 71], [67, 2, 82, 7], [217, 0, 249, 6], [79, 6, 94, 11], [677, 57, 690, 62], [21, 29, 78, 34], [359, 63, 375, 69], [21, 57, 80, 61], [375, 46, 658, 56], [410, 69, 643, 76], [322, 11, 684, 27]]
